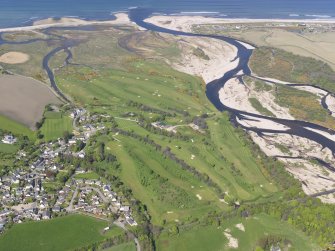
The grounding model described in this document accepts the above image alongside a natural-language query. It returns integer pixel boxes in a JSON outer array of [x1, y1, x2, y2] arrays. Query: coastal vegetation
[[250, 47, 335, 92], [244, 75, 335, 129], [248, 97, 275, 117]]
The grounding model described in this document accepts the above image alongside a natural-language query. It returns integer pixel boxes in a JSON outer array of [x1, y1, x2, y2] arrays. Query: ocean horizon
[[0, 0, 335, 28]]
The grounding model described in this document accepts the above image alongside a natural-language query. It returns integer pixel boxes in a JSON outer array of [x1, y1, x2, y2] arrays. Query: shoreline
[[0, 13, 132, 33], [1, 13, 335, 33]]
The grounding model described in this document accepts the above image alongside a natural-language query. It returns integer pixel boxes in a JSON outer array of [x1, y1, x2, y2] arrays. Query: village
[[0, 108, 137, 233]]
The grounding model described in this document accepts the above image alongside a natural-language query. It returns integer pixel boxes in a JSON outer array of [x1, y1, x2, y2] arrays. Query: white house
[[2, 135, 17, 144]]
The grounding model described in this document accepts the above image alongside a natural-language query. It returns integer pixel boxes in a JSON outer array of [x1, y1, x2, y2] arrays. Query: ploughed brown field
[[0, 75, 61, 129]]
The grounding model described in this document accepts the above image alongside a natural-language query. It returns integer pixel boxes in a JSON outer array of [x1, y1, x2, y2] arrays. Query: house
[[2, 135, 17, 144], [68, 139, 76, 145], [0, 209, 11, 218], [41, 210, 51, 220], [52, 205, 61, 213], [78, 151, 85, 159], [120, 206, 130, 212]]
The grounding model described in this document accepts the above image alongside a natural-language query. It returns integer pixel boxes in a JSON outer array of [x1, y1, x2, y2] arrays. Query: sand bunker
[[0, 52, 30, 64]]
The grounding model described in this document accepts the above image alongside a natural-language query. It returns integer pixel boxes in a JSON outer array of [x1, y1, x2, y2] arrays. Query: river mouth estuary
[[1, 5, 335, 250]]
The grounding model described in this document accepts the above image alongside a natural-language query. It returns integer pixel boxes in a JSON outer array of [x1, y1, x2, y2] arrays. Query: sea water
[[0, 0, 334, 28]]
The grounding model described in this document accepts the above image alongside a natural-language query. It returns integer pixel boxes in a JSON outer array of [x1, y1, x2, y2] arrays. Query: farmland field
[[0, 75, 61, 129], [0, 214, 120, 251], [0, 114, 35, 139], [40, 113, 73, 141]]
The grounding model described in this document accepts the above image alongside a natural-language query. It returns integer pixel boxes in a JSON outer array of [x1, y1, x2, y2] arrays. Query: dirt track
[[0, 75, 61, 129]]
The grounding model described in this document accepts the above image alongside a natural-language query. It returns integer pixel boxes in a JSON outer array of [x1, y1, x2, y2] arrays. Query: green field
[[57, 57, 280, 225], [103, 242, 136, 251], [0, 143, 18, 153], [74, 171, 100, 180], [157, 214, 319, 251], [0, 214, 117, 251], [0, 114, 35, 139], [44, 111, 63, 119], [57, 61, 210, 115], [40, 114, 73, 141]]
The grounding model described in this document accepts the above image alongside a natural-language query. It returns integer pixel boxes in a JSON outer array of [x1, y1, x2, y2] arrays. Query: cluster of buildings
[[63, 175, 137, 226], [0, 108, 137, 233], [0, 169, 53, 232]]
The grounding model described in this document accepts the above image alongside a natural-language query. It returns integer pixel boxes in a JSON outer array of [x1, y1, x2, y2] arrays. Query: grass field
[[0, 143, 18, 153], [103, 242, 136, 251], [0, 214, 115, 251], [107, 135, 220, 225], [0, 114, 35, 139], [44, 111, 63, 119], [157, 213, 319, 251], [40, 114, 72, 141], [57, 60, 210, 117], [74, 171, 100, 180], [57, 56, 280, 225]]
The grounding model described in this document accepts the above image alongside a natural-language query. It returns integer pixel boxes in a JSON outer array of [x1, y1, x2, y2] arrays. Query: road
[[81, 186, 110, 203], [65, 184, 79, 212], [114, 220, 141, 251]]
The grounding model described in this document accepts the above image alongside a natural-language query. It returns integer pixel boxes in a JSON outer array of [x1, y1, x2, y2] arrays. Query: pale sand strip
[[145, 15, 335, 33], [0, 52, 30, 64], [169, 35, 238, 83], [0, 13, 132, 33]]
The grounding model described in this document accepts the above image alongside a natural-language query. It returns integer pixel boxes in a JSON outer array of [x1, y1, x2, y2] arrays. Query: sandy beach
[[0, 13, 132, 33], [144, 15, 335, 33]]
